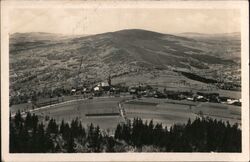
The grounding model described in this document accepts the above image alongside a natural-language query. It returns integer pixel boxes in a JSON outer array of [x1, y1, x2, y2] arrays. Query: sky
[[9, 8, 241, 35]]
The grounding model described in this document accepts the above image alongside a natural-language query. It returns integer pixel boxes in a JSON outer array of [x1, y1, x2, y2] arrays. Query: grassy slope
[[9, 29, 240, 98]]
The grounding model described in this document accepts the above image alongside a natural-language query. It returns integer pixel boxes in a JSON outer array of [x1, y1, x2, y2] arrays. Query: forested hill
[[9, 29, 241, 101]]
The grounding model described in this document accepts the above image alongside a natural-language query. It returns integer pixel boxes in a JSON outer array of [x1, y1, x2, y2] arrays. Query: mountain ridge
[[9, 29, 241, 97]]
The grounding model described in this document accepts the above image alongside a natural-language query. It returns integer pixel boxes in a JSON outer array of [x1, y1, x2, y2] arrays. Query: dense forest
[[10, 111, 241, 153], [179, 71, 218, 84], [179, 71, 241, 91]]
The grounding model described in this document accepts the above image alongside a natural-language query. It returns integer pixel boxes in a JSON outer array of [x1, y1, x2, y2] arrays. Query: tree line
[[10, 111, 117, 153], [10, 111, 241, 153], [115, 117, 241, 152]]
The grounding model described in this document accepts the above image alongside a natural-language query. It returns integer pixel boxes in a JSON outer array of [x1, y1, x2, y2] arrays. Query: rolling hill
[[178, 32, 241, 59], [9, 29, 241, 99]]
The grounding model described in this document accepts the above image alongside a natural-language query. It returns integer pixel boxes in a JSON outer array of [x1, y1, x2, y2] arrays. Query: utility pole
[[75, 55, 85, 112], [75, 56, 84, 89]]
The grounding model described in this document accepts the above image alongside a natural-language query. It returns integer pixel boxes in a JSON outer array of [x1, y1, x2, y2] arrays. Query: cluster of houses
[[70, 80, 241, 106], [216, 82, 241, 91], [70, 76, 124, 97]]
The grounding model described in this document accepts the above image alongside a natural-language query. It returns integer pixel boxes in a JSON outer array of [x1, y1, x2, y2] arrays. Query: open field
[[10, 96, 241, 132], [124, 102, 197, 128], [192, 102, 241, 125], [123, 98, 241, 128], [10, 102, 33, 115], [31, 97, 130, 131]]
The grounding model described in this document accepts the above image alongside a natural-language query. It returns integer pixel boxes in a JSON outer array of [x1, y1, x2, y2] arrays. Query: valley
[[9, 29, 241, 105]]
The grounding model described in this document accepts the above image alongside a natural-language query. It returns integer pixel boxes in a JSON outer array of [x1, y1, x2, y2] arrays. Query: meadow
[[10, 96, 241, 133]]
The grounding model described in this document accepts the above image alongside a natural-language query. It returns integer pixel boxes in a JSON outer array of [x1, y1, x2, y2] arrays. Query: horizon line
[[9, 28, 241, 36]]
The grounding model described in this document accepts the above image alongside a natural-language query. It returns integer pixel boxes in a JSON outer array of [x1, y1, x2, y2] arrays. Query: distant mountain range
[[9, 29, 241, 96], [179, 32, 240, 37]]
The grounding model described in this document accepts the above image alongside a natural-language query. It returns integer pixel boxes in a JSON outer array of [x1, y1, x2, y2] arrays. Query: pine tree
[[46, 118, 58, 134], [87, 123, 95, 150], [148, 119, 154, 145], [114, 124, 122, 139], [93, 126, 102, 152], [9, 121, 17, 152], [18, 123, 30, 152], [25, 112, 32, 129], [106, 136, 115, 152], [153, 123, 164, 146], [66, 135, 75, 153], [78, 122, 86, 139], [60, 120, 65, 134], [14, 110, 23, 128], [62, 123, 70, 140], [31, 113, 38, 131], [123, 120, 131, 143]]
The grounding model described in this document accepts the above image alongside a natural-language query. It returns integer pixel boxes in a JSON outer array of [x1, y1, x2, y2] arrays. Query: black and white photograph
[[1, 0, 249, 161]]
